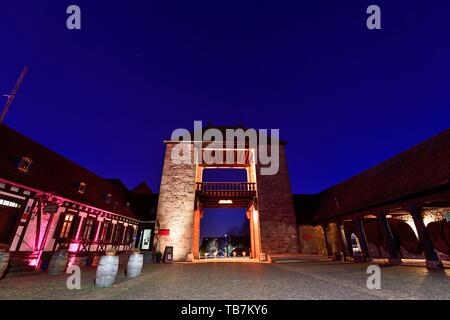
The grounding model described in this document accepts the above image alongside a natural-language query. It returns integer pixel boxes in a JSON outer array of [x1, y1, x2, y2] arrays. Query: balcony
[[195, 182, 256, 208]]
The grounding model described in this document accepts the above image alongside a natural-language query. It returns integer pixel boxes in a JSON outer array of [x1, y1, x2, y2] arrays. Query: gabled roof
[[293, 194, 320, 224], [131, 182, 153, 195], [0, 124, 139, 219], [309, 128, 450, 221], [130, 192, 158, 221]]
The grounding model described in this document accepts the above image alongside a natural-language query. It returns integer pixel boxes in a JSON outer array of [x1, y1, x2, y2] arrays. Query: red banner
[[303, 234, 313, 240], [158, 229, 170, 236]]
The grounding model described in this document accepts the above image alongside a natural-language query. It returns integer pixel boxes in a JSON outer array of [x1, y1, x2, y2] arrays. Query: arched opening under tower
[[192, 167, 260, 260], [199, 208, 250, 259]]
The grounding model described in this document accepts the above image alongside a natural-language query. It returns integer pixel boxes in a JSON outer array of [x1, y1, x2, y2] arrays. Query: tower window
[[78, 182, 87, 194], [18, 157, 33, 173]]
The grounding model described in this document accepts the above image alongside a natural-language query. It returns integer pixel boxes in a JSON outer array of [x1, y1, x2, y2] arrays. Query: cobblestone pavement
[[0, 261, 449, 300]]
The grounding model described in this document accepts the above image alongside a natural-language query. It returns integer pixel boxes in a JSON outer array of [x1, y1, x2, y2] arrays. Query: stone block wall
[[256, 145, 299, 254], [326, 223, 343, 254], [298, 225, 326, 255], [156, 143, 196, 261]]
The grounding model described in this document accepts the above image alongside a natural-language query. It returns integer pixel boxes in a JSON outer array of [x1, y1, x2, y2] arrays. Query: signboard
[[164, 246, 173, 263], [158, 229, 170, 236], [303, 234, 313, 241], [44, 203, 59, 214], [446, 212, 450, 222], [141, 229, 152, 250]]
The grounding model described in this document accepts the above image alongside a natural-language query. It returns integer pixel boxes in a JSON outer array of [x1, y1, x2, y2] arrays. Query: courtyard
[[0, 261, 449, 300]]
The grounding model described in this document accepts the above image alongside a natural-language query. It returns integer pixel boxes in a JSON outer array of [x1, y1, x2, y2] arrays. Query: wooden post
[[336, 221, 350, 260], [354, 218, 371, 261], [35, 210, 56, 269], [192, 206, 202, 260], [377, 213, 401, 265], [322, 224, 333, 258], [15, 199, 38, 252], [408, 205, 443, 269], [34, 199, 42, 252], [248, 208, 255, 259]]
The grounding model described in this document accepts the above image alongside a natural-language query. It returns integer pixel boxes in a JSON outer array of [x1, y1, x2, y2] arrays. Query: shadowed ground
[[0, 261, 449, 300]]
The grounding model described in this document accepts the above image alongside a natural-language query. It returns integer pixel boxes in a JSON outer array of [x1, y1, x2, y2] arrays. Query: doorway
[[199, 207, 250, 259]]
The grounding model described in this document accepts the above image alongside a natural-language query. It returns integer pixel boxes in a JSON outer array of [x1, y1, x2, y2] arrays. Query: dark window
[[80, 217, 95, 240], [107, 222, 114, 241], [78, 182, 87, 194], [99, 221, 110, 241], [113, 223, 124, 243], [18, 157, 33, 173], [124, 226, 133, 244]]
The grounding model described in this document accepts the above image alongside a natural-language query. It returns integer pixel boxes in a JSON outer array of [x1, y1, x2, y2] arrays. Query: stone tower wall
[[256, 145, 299, 254], [156, 143, 196, 261]]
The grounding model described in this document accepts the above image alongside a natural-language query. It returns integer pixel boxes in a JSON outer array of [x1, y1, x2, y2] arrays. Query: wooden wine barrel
[[367, 243, 381, 258], [397, 221, 422, 254], [126, 253, 144, 278], [0, 251, 10, 279], [427, 221, 450, 253], [48, 250, 69, 275], [95, 255, 119, 287]]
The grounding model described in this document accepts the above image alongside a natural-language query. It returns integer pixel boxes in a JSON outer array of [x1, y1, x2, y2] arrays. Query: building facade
[[1, 123, 448, 272], [295, 128, 450, 269], [0, 125, 157, 273]]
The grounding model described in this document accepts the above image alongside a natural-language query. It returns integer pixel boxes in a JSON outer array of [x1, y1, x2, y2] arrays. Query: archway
[[192, 165, 261, 260], [350, 233, 362, 253], [199, 207, 250, 259]]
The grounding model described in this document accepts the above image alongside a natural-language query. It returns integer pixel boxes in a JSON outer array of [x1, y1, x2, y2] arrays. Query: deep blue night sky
[[1, 1, 450, 234]]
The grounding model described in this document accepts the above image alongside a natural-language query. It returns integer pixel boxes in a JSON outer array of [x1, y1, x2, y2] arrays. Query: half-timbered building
[[0, 124, 156, 273]]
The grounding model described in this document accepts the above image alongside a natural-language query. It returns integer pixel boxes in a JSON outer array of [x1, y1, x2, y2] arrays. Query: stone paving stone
[[0, 261, 448, 300]]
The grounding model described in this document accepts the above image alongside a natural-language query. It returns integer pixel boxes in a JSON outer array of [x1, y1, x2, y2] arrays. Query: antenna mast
[[0, 66, 28, 125]]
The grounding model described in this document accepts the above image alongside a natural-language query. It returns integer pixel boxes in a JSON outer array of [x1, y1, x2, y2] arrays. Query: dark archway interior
[[200, 168, 250, 257]]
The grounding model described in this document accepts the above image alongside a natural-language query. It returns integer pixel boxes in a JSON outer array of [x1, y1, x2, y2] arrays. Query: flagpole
[[0, 66, 28, 125]]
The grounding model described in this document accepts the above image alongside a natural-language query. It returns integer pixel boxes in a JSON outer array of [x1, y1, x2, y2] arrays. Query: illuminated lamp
[[218, 200, 233, 204], [253, 210, 259, 222]]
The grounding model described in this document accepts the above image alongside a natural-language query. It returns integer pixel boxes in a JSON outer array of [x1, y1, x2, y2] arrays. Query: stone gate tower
[[155, 125, 299, 261]]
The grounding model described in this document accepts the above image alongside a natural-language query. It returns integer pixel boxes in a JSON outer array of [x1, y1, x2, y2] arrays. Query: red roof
[[310, 128, 450, 221], [0, 124, 140, 219]]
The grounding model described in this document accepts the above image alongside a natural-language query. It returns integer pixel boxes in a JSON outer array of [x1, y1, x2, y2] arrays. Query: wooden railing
[[196, 182, 256, 196]]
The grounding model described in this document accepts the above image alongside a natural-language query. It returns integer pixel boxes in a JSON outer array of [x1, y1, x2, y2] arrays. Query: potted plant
[[154, 251, 163, 263]]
